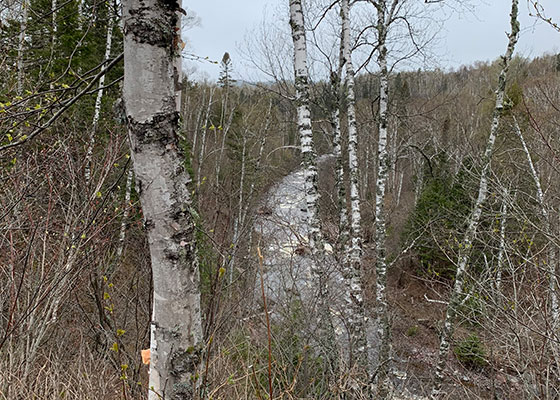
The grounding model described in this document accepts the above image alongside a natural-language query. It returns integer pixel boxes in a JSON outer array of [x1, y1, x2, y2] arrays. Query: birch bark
[[85, 9, 115, 186], [432, 1, 519, 396], [196, 88, 214, 190], [113, 167, 134, 270], [123, 0, 203, 398], [289, 0, 322, 254], [332, 105, 349, 253], [372, 1, 396, 395], [494, 186, 509, 295], [513, 117, 559, 333], [289, 0, 337, 374], [341, 0, 368, 371], [17, 0, 28, 96]]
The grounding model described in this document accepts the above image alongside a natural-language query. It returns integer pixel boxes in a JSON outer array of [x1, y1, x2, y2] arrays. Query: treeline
[[1, 0, 559, 396]]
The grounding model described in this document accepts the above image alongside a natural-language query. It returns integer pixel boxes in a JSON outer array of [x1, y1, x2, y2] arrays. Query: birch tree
[[85, 6, 115, 186], [289, 0, 337, 374], [340, 0, 368, 374], [17, 0, 27, 96], [123, 0, 202, 398], [432, 1, 520, 395], [289, 0, 322, 255], [371, 1, 398, 395], [513, 116, 559, 339]]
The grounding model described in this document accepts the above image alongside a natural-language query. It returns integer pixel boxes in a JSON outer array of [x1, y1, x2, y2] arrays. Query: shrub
[[453, 334, 487, 369]]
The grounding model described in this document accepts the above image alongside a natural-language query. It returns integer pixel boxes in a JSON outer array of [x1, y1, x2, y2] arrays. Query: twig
[[257, 246, 273, 400]]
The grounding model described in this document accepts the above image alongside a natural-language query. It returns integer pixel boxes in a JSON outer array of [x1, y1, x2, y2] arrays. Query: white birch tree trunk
[[372, 2, 395, 396], [230, 135, 247, 285], [331, 9, 348, 258], [495, 186, 509, 295], [85, 10, 115, 186], [332, 105, 349, 253], [196, 88, 214, 190], [432, 2, 519, 396], [17, 0, 28, 96], [341, 0, 368, 373], [51, 0, 57, 54], [123, 0, 203, 398], [289, 0, 337, 374], [290, 0, 322, 254], [113, 167, 134, 270], [513, 117, 559, 333]]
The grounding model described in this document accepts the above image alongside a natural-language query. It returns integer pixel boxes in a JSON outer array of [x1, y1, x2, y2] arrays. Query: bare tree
[[432, 1, 520, 396]]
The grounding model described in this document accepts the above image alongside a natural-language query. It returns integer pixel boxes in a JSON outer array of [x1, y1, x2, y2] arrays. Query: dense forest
[[1, 0, 559, 399]]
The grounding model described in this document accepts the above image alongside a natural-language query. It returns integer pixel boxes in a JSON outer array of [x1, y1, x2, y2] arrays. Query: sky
[[185, 1, 560, 82]]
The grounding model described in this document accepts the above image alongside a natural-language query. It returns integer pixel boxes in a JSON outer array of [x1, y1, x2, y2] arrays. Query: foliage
[[453, 334, 487, 369], [405, 152, 473, 278]]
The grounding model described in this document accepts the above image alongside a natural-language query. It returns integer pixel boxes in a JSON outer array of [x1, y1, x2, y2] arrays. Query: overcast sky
[[185, 1, 560, 82]]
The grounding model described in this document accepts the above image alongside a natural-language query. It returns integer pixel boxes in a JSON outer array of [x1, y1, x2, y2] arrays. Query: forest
[[1, 0, 559, 399]]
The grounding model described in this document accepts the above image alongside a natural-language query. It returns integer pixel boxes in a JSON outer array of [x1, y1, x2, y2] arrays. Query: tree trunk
[[289, 0, 322, 254], [372, 1, 394, 396], [111, 166, 134, 276], [340, 0, 368, 374], [289, 0, 337, 375], [17, 0, 28, 96], [196, 88, 214, 190], [85, 9, 115, 186], [432, 1, 519, 396], [513, 117, 559, 338], [123, 0, 203, 398], [494, 186, 509, 295]]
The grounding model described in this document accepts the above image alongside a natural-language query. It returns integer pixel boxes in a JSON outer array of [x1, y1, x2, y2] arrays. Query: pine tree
[[218, 52, 236, 89]]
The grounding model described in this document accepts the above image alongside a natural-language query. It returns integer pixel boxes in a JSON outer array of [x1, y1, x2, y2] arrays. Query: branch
[[0, 53, 124, 153]]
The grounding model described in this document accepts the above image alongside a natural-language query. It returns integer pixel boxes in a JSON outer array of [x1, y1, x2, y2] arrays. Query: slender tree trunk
[[51, 0, 57, 54], [85, 10, 115, 186], [331, 7, 348, 258], [513, 117, 559, 334], [215, 88, 234, 187], [289, 0, 337, 375], [191, 90, 206, 155], [395, 170, 403, 207], [123, 0, 203, 398], [17, 0, 28, 96], [340, 0, 368, 375], [432, 2, 519, 396], [230, 135, 247, 285], [372, 2, 395, 396], [231, 101, 272, 271], [332, 104, 349, 253], [243, 101, 272, 261], [495, 186, 509, 295], [197, 88, 214, 190], [113, 167, 134, 272]]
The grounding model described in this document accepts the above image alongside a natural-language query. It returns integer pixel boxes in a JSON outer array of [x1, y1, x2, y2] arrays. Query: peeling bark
[[123, 0, 202, 398]]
